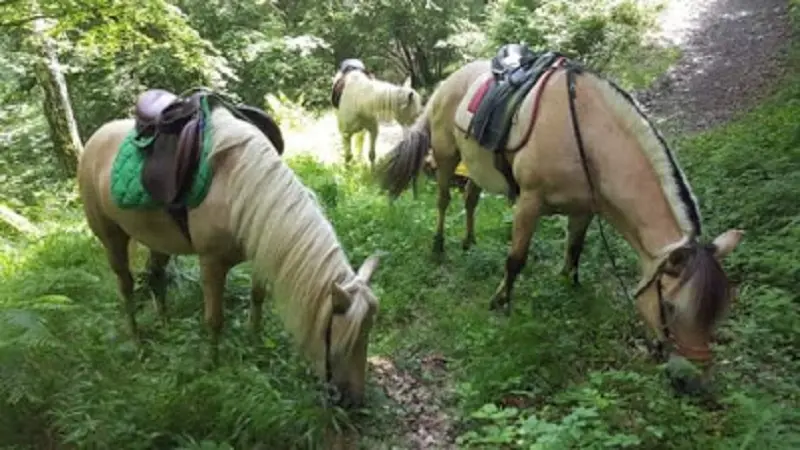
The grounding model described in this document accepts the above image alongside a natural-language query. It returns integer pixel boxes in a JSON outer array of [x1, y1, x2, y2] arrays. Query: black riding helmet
[[491, 44, 536, 76], [338, 58, 367, 74]]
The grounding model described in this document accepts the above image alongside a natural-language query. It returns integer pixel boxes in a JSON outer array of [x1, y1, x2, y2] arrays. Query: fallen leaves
[[369, 355, 455, 449]]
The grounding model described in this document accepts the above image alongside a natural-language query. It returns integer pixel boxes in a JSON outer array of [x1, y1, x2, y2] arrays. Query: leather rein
[[322, 309, 337, 403], [564, 66, 712, 365]]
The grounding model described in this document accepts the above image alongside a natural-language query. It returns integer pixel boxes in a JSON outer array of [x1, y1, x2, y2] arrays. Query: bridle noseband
[[633, 259, 713, 364]]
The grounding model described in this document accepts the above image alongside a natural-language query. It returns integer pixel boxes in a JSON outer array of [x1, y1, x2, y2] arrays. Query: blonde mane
[[340, 71, 421, 124], [591, 75, 703, 239], [208, 107, 368, 369]]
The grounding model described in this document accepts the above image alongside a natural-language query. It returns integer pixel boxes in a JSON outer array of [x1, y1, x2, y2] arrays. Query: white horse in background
[[333, 69, 423, 169]]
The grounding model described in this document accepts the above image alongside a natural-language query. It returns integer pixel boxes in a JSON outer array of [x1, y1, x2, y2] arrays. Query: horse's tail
[[377, 114, 431, 199]]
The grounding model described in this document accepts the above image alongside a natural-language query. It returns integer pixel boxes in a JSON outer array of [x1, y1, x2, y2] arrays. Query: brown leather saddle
[[133, 88, 285, 242]]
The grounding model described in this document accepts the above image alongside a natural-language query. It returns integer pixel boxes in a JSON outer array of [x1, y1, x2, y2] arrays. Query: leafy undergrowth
[[2, 79, 799, 450]]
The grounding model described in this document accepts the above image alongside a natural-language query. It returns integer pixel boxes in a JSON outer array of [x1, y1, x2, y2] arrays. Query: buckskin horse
[[78, 89, 381, 406], [332, 58, 423, 168], [378, 45, 743, 389]]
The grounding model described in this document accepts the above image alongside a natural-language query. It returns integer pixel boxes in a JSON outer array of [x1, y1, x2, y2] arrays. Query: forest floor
[[294, 0, 793, 448]]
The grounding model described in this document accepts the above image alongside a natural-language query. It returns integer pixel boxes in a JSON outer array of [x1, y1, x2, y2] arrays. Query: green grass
[[2, 63, 799, 450]]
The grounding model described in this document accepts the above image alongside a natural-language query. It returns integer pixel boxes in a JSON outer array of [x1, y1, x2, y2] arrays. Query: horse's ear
[[356, 253, 381, 284], [331, 282, 352, 315], [711, 229, 744, 260], [402, 76, 412, 88]]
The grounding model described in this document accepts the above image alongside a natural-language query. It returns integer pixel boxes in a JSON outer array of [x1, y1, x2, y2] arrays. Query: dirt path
[[636, 0, 792, 134]]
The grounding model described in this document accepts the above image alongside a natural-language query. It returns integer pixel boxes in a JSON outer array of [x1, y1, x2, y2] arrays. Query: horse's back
[[78, 119, 134, 210], [78, 118, 200, 255]]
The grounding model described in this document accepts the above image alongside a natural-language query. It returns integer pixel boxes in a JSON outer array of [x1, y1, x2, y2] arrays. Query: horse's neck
[[579, 74, 695, 273], [606, 203, 687, 275], [219, 120, 354, 352], [585, 129, 688, 273], [350, 74, 400, 115]]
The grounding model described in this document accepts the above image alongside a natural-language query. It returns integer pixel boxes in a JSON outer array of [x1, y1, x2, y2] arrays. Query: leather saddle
[[466, 45, 568, 201], [467, 46, 565, 153], [331, 58, 373, 108], [132, 88, 285, 241]]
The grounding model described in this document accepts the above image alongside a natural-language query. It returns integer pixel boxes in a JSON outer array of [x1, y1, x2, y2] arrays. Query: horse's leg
[[341, 132, 353, 165], [366, 120, 379, 171], [489, 190, 543, 314], [146, 250, 171, 325], [199, 256, 232, 365], [353, 131, 365, 163], [462, 179, 482, 250], [101, 226, 137, 340], [432, 156, 459, 257], [249, 278, 267, 337], [560, 214, 593, 286]]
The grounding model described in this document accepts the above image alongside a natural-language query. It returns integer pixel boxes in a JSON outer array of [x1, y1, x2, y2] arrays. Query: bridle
[[632, 258, 714, 363], [322, 308, 339, 404], [564, 65, 713, 366]]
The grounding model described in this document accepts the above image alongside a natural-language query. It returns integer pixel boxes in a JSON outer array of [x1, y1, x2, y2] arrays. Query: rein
[[322, 309, 338, 404], [564, 68, 711, 364]]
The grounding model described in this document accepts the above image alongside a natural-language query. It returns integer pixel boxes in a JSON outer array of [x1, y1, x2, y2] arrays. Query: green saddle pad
[[110, 103, 214, 210]]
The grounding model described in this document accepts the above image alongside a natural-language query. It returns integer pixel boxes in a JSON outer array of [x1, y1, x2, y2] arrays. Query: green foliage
[[0, 232, 345, 449], [486, 0, 664, 73]]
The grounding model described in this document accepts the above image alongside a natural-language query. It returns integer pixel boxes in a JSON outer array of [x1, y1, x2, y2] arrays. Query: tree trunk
[[30, 14, 82, 176]]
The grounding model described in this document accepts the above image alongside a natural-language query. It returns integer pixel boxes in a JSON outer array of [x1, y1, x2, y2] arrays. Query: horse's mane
[[587, 75, 731, 327], [679, 243, 732, 328], [588, 73, 703, 238], [340, 71, 421, 124], [207, 107, 368, 368]]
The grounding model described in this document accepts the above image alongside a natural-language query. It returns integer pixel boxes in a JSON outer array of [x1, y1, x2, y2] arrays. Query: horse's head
[[325, 254, 381, 407], [395, 77, 423, 127], [635, 230, 743, 390]]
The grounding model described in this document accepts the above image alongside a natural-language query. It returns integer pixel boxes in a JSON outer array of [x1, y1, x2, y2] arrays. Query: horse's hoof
[[559, 267, 580, 287], [462, 237, 475, 251], [432, 235, 445, 255], [488, 296, 503, 311], [430, 251, 446, 264], [489, 294, 513, 315], [249, 323, 263, 340]]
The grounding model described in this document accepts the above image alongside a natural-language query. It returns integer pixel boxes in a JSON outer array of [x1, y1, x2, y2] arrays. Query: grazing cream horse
[[78, 106, 381, 406], [379, 57, 743, 388], [333, 69, 423, 168]]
